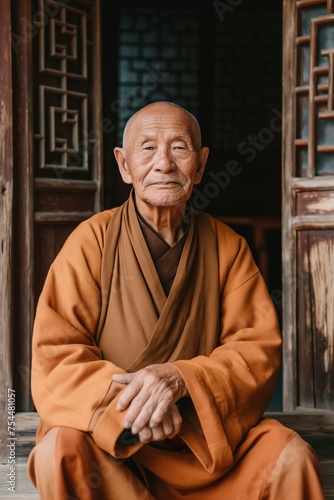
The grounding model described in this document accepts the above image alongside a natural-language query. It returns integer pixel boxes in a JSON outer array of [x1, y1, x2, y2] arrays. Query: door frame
[[282, 0, 297, 412], [0, 0, 14, 463], [0, 0, 104, 462], [282, 0, 334, 412]]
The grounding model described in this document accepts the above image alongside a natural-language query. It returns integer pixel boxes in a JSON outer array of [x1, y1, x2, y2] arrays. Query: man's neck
[[135, 197, 186, 247]]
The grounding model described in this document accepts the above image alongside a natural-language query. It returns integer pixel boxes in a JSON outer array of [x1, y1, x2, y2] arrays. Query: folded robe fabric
[[31, 193, 282, 489]]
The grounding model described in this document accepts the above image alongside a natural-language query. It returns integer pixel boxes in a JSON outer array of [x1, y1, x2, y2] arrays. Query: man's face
[[114, 104, 209, 209]]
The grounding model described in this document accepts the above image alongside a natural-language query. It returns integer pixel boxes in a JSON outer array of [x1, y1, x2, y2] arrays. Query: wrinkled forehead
[[124, 104, 201, 147]]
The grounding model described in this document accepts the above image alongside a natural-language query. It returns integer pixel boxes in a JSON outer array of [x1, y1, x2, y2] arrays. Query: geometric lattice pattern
[[33, 0, 94, 175], [296, 0, 334, 176]]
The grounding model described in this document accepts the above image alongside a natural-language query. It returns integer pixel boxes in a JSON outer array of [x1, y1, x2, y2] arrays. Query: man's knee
[[28, 427, 60, 494], [29, 426, 112, 499], [265, 432, 324, 499], [271, 433, 321, 477]]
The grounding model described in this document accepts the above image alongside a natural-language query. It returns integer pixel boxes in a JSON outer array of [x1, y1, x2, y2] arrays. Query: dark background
[[101, 0, 283, 410]]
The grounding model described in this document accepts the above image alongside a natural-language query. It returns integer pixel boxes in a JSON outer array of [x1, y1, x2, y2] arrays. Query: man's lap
[[28, 419, 324, 500]]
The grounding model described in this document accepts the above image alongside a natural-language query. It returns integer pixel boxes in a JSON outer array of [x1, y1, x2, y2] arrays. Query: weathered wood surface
[[282, 0, 334, 416], [11, 0, 35, 413], [282, 0, 298, 413], [0, 0, 14, 463], [296, 230, 334, 410], [0, 412, 333, 499]]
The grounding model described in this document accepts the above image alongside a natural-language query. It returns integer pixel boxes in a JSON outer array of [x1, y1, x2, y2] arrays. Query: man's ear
[[194, 147, 209, 184], [114, 147, 132, 184]]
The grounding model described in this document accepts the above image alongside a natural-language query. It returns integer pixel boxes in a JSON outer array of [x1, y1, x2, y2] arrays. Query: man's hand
[[112, 363, 188, 443]]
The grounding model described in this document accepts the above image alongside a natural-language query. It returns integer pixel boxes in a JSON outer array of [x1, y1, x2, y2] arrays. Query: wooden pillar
[[282, 0, 297, 412], [0, 0, 14, 462], [12, 0, 34, 412]]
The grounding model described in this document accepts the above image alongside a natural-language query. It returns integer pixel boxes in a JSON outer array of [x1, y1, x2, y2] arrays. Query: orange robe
[[29, 194, 324, 498]]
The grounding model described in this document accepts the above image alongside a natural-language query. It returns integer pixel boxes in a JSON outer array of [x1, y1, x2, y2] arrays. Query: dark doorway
[[102, 0, 283, 409]]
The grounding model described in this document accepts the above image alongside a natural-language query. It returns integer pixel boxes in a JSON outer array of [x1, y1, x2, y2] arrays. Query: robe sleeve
[[31, 210, 142, 457], [172, 220, 282, 473]]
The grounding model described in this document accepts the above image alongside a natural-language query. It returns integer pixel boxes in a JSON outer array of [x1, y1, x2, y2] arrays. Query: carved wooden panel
[[297, 230, 334, 410], [31, 0, 102, 304], [33, 0, 100, 180], [283, 0, 334, 412], [296, 189, 334, 214], [295, 0, 334, 177], [17, 0, 102, 413]]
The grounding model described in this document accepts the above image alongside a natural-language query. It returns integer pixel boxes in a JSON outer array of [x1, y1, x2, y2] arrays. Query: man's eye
[[143, 146, 154, 151]]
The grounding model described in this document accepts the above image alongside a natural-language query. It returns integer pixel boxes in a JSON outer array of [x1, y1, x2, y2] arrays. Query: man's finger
[[138, 426, 152, 444], [169, 403, 183, 436], [148, 390, 175, 428], [112, 373, 133, 384], [160, 412, 174, 438], [127, 396, 156, 433], [115, 377, 143, 412]]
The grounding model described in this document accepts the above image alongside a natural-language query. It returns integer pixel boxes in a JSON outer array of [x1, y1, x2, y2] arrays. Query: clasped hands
[[112, 363, 188, 444]]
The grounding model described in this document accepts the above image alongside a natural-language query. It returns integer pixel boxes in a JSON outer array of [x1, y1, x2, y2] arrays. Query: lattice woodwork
[[33, 0, 96, 178], [283, 0, 334, 412], [296, 0, 334, 176]]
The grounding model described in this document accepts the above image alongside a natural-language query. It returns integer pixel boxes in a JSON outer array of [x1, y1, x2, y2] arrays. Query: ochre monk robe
[[28, 194, 324, 499], [28, 101, 324, 499]]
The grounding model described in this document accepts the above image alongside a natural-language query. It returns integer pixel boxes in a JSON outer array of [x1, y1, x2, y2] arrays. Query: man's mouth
[[149, 181, 180, 186]]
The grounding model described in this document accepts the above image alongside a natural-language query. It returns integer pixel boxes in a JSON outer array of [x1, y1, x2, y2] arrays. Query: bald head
[[113, 99, 209, 220], [122, 101, 202, 150]]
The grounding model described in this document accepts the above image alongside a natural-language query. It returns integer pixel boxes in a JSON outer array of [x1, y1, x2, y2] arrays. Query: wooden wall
[[0, 0, 14, 464]]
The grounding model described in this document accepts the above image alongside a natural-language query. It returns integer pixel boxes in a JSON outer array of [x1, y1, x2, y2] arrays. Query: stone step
[[0, 464, 39, 499]]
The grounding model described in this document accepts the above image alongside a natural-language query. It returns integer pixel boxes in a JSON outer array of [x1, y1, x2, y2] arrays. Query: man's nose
[[154, 148, 176, 171]]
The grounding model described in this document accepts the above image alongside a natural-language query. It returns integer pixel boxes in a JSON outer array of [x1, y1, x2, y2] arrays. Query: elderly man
[[28, 101, 324, 499]]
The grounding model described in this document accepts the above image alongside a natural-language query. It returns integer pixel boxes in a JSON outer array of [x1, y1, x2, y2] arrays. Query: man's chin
[[144, 194, 188, 208], [146, 199, 185, 208], [143, 187, 189, 208]]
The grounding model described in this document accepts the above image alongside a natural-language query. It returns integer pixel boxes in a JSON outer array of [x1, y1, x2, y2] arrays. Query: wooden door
[[283, 0, 334, 411], [11, 0, 103, 416]]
